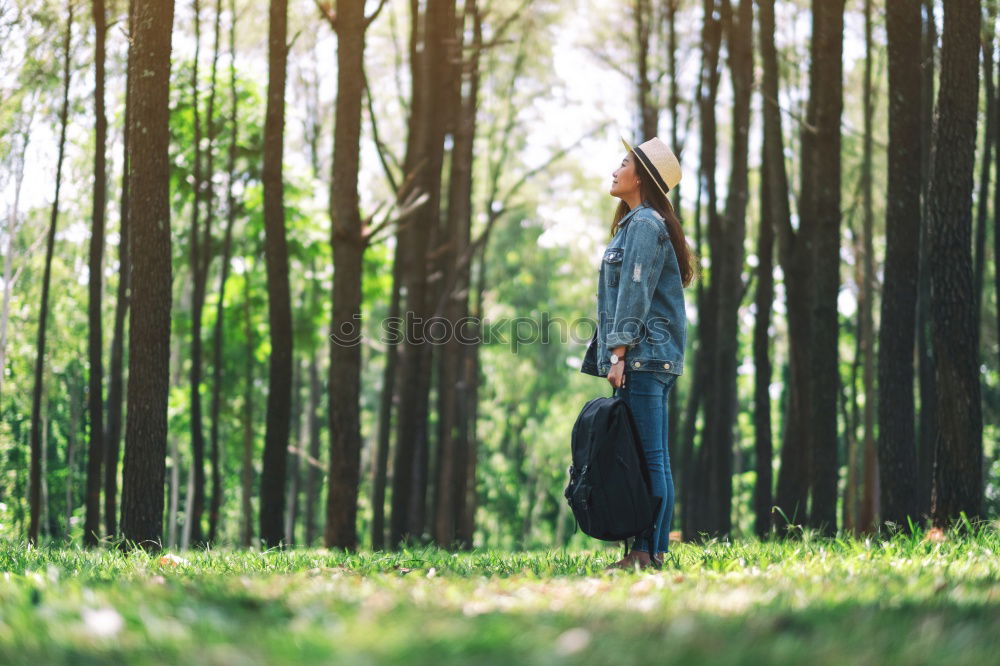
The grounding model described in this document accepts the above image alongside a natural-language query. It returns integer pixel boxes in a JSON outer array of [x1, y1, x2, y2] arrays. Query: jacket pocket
[[603, 248, 624, 288]]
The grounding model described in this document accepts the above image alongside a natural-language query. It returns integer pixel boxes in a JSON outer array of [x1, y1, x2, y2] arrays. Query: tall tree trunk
[[186, 0, 208, 547], [372, 250, 401, 550], [323, 0, 375, 551], [105, 0, 132, 539], [304, 351, 322, 545], [685, 0, 723, 539], [701, 0, 751, 538], [766, 0, 813, 533], [84, 0, 108, 547], [994, 5, 1000, 382], [286, 363, 302, 545], [916, 0, 937, 520], [120, 0, 176, 550], [974, 2, 995, 324], [878, 0, 922, 529], [753, 62, 775, 539], [241, 268, 255, 547], [803, 0, 844, 535], [203, 0, 225, 545], [260, 0, 292, 547], [857, 0, 878, 534], [433, 0, 480, 548], [29, 2, 73, 545], [928, 0, 983, 528], [390, 0, 458, 547], [633, 0, 657, 139]]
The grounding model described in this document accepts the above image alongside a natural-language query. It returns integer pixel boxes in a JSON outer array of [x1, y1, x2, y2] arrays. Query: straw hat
[[621, 136, 682, 198]]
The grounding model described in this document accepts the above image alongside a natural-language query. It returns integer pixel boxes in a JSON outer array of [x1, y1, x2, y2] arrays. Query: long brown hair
[[609, 154, 697, 287]]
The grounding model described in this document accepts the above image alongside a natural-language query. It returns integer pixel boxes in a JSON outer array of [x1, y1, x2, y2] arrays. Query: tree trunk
[[928, 0, 983, 528], [878, 0, 922, 529], [856, 0, 878, 534], [105, 0, 132, 539], [186, 0, 208, 548], [84, 0, 108, 547], [764, 0, 813, 533], [433, 0, 480, 548], [916, 0, 937, 521], [372, 249, 401, 550], [974, 3, 995, 325], [390, 0, 458, 547], [241, 267, 255, 547], [29, 2, 73, 545], [323, 0, 372, 551], [686, 0, 723, 539], [633, 0, 657, 140], [803, 0, 844, 536], [260, 0, 292, 547], [753, 43, 776, 539], [120, 0, 175, 550], [204, 0, 225, 545], [304, 351, 322, 545]]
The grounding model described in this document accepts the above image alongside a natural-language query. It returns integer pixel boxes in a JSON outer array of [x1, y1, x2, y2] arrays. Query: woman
[[580, 136, 696, 570]]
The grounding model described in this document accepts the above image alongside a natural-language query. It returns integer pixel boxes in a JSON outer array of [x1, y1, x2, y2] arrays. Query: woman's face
[[610, 153, 641, 200]]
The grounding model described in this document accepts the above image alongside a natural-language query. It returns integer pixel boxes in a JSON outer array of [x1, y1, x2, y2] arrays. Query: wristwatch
[[610, 352, 623, 365]]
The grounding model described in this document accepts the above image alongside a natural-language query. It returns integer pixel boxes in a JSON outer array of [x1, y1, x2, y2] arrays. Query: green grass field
[[1, 527, 999, 665]]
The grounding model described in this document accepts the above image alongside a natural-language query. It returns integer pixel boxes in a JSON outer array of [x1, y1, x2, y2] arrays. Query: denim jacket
[[580, 201, 687, 381]]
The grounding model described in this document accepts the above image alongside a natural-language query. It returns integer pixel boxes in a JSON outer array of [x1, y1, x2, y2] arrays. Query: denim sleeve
[[606, 217, 668, 351]]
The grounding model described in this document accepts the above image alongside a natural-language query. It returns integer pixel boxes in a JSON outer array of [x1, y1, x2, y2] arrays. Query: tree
[[29, 1, 74, 545], [877, 0, 921, 528], [260, 0, 293, 547], [84, 0, 108, 547], [928, 0, 983, 527], [682, 0, 723, 541], [105, 0, 133, 539], [208, 0, 238, 543], [120, 0, 176, 549], [317, 0, 387, 551], [390, 0, 458, 547], [433, 0, 483, 548], [753, 0, 783, 541]]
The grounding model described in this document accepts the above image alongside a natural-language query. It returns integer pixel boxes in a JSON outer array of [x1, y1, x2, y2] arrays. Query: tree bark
[[915, 0, 937, 521], [241, 266, 255, 547], [84, 0, 108, 547], [120, 0, 175, 550], [390, 0, 458, 547], [260, 0, 292, 547], [105, 0, 133, 540], [323, 0, 372, 551], [433, 0, 480, 548], [186, 0, 208, 547], [753, 55, 775, 540], [974, 1, 995, 325], [204, 0, 225, 545], [304, 351, 322, 545], [878, 0, 922, 529], [29, 1, 74, 545], [685, 0, 723, 540], [803, 0, 844, 535], [928, 0, 983, 528]]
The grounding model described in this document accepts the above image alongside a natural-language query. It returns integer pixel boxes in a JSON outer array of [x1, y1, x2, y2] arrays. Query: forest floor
[[1, 527, 999, 665]]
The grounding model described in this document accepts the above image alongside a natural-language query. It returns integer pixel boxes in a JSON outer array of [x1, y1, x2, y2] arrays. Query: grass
[[1, 526, 1000, 665]]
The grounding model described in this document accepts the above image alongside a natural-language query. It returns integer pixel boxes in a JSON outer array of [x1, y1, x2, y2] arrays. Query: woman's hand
[[607, 345, 627, 389], [607, 361, 626, 390]]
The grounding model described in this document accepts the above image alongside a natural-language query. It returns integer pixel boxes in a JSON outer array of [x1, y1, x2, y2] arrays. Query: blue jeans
[[614, 369, 676, 554]]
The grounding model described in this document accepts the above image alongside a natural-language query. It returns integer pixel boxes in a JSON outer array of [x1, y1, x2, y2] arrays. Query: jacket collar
[[617, 200, 651, 228]]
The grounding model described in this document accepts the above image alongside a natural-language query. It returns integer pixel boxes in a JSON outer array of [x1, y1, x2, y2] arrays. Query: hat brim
[[620, 136, 670, 199]]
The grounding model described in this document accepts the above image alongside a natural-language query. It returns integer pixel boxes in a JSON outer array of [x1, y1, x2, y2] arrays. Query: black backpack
[[564, 393, 662, 561]]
